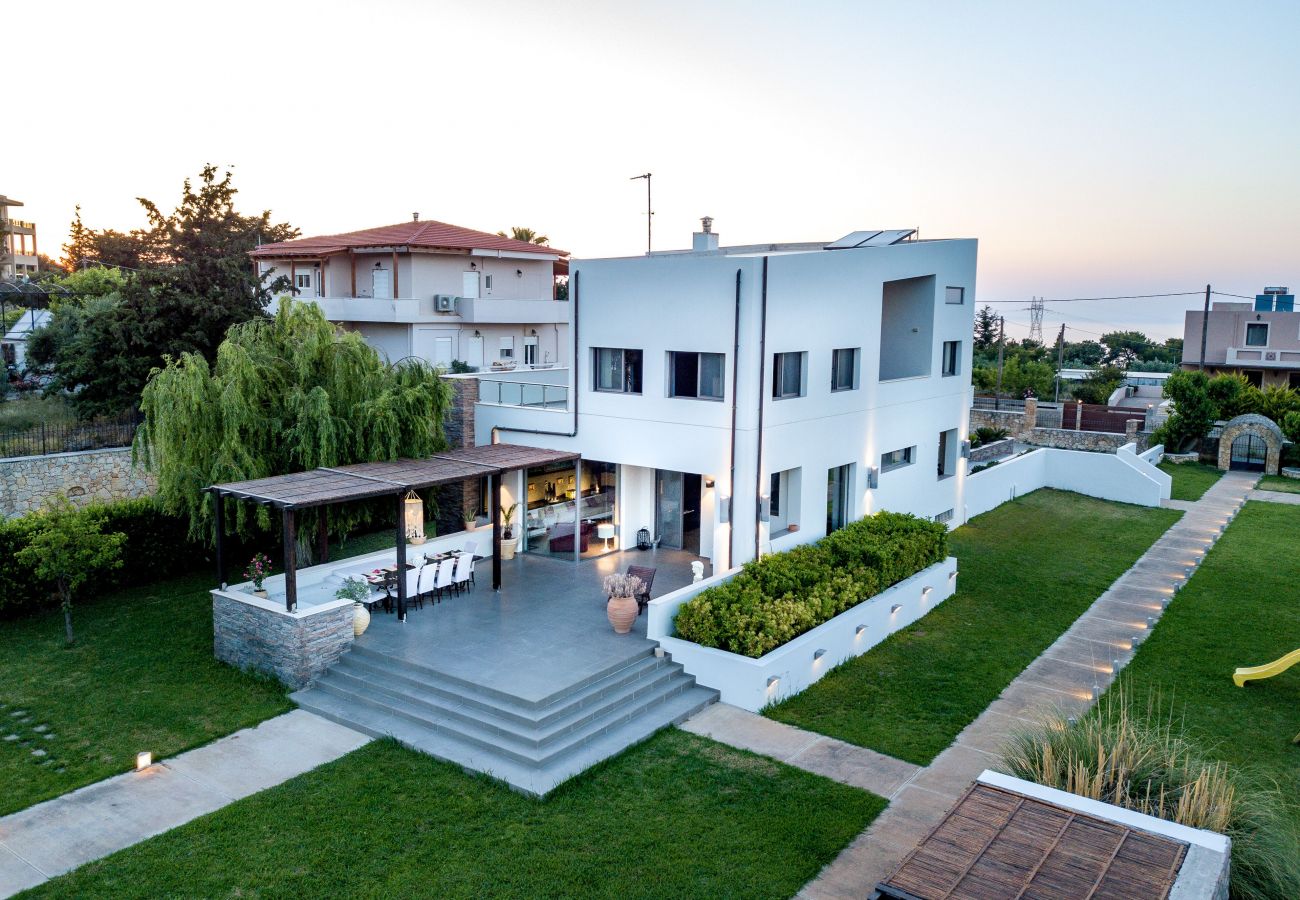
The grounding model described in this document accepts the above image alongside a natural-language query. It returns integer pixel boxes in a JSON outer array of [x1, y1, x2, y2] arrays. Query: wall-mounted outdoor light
[[890, 604, 902, 615], [867, 466, 879, 490], [766, 675, 780, 688], [704, 478, 716, 489], [855, 624, 867, 635], [813, 648, 826, 661]]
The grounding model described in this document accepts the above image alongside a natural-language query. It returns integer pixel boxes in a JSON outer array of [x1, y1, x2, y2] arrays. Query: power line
[[980, 291, 1202, 304]]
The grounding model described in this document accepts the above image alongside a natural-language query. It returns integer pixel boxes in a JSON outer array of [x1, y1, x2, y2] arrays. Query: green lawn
[[765, 490, 1181, 765], [1112, 499, 1300, 825], [0, 571, 292, 817], [1258, 474, 1300, 494], [28, 731, 883, 900], [1158, 460, 1224, 501]]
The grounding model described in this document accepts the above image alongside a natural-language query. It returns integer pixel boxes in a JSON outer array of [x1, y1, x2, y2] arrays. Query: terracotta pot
[[607, 595, 638, 634], [353, 601, 371, 637]]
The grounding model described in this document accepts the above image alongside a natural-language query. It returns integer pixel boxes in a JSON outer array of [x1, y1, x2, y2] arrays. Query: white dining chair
[[434, 559, 455, 601], [404, 567, 423, 610], [417, 562, 438, 605], [452, 553, 472, 594]]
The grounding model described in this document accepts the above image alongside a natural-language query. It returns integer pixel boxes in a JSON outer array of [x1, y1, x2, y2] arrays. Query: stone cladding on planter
[[213, 591, 354, 689]]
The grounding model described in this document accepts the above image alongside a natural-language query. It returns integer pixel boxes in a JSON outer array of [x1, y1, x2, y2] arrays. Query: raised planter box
[[647, 557, 958, 711]]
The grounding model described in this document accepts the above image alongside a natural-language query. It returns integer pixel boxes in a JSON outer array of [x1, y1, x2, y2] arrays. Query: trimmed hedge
[[0, 498, 205, 617], [674, 512, 948, 658]]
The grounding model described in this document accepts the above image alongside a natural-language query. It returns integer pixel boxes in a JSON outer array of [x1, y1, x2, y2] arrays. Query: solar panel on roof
[[824, 231, 882, 249], [857, 228, 916, 246]]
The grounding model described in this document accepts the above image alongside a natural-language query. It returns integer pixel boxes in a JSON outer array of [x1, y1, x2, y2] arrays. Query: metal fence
[[0, 412, 140, 459], [972, 395, 1026, 412]]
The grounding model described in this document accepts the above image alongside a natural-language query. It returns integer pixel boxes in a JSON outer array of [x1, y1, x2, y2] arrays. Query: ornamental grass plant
[[1000, 689, 1300, 900], [674, 512, 946, 658]]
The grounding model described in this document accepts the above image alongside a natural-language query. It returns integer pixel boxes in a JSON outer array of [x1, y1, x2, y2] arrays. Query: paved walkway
[[1253, 488, 1300, 505], [0, 710, 368, 898]]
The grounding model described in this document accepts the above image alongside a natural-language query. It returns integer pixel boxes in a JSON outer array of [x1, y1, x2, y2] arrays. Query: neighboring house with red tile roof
[[250, 216, 570, 370]]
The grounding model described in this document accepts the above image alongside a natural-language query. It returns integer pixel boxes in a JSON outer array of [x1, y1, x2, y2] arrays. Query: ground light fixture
[[855, 624, 867, 635], [921, 586, 933, 597], [766, 676, 780, 688], [813, 648, 827, 661], [890, 604, 902, 615], [136, 751, 153, 771]]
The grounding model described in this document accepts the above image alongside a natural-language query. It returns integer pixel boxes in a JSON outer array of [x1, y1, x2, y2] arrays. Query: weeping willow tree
[[135, 299, 453, 550]]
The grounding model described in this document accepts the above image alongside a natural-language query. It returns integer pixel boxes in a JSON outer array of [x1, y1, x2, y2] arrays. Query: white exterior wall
[[478, 237, 979, 570]]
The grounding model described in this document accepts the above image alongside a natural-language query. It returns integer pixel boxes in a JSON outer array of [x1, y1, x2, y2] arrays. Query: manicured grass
[[29, 730, 884, 899], [1258, 474, 1300, 494], [765, 490, 1181, 765], [1113, 499, 1300, 826], [1158, 460, 1224, 501], [0, 572, 291, 817]]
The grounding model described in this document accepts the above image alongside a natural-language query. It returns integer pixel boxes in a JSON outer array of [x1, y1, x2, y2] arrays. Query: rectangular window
[[594, 347, 642, 394], [484, 274, 494, 290], [942, 340, 960, 377], [881, 446, 914, 471], [523, 336, 538, 366], [772, 351, 805, 399], [1242, 369, 1263, 388], [827, 463, 853, 533], [945, 286, 965, 304], [1245, 323, 1268, 347], [937, 428, 959, 479], [668, 351, 725, 400], [831, 348, 859, 392], [768, 467, 800, 533], [770, 472, 780, 517], [295, 273, 311, 289], [499, 336, 515, 359], [1289, 372, 1300, 391]]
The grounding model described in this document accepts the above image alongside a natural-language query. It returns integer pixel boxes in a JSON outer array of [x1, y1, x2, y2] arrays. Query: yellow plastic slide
[[1232, 648, 1300, 687]]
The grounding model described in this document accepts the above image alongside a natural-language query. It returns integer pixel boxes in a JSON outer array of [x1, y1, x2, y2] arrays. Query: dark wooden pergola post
[[282, 506, 298, 612], [395, 491, 408, 621], [490, 473, 502, 590], [213, 491, 226, 589]]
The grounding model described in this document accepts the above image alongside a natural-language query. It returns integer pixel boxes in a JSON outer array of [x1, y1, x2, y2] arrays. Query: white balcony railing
[[1227, 346, 1300, 367]]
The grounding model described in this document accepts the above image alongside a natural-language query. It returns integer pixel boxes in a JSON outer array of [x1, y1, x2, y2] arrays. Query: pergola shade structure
[[206, 443, 580, 618]]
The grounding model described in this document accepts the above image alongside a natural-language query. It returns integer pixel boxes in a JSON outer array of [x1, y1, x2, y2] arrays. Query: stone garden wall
[[0, 447, 156, 519]]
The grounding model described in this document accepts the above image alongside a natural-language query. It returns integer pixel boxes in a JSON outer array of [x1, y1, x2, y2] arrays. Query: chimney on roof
[[692, 216, 719, 252], [412, 212, 420, 222]]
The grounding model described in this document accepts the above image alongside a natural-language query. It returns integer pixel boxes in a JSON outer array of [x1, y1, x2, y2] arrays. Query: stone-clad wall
[[213, 591, 355, 689], [1024, 424, 1152, 453], [0, 447, 155, 519]]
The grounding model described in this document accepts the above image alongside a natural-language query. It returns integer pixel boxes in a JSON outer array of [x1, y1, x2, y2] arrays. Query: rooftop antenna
[[630, 172, 652, 254]]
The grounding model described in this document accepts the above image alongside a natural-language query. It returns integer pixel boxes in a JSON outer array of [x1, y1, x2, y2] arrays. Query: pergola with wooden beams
[[205, 444, 580, 620]]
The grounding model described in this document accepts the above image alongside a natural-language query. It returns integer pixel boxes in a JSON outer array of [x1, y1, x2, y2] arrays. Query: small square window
[[942, 340, 960, 377], [773, 352, 805, 399], [831, 348, 858, 392], [945, 286, 965, 305], [594, 347, 643, 394], [1245, 323, 1268, 347]]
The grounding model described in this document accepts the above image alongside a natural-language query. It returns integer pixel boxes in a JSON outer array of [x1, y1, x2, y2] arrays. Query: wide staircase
[[292, 643, 717, 796]]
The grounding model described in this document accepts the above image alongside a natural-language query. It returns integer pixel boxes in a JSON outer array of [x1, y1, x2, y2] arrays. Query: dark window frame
[[831, 347, 859, 392], [945, 286, 965, 305], [942, 340, 961, 377], [881, 446, 915, 472], [772, 351, 805, 400], [1245, 323, 1269, 347], [668, 351, 725, 401], [593, 347, 643, 394]]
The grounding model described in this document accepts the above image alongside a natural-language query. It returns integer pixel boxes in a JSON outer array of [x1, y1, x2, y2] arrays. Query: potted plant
[[462, 501, 478, 532], [406, 524, 426, 546], [244, 552, 272, 598], [499, 503, 520, 560], [336, 577, 373, 636], [603, 573, 644, 634]]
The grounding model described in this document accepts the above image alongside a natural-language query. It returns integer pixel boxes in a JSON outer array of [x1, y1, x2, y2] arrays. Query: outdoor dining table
[[362, 562, 416, 613]]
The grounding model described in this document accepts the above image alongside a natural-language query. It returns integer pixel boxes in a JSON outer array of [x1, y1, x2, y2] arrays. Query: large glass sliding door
[[827, 463, 853, 534], [522, 460, 618, 558]]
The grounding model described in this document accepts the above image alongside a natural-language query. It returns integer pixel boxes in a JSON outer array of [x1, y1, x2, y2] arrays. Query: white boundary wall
[[648, 557, 958, 711], [964, 444, 1170, 521]]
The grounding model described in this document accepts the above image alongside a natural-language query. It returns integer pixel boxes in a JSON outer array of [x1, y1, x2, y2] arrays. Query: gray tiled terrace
[[355, 547, 710, 704]]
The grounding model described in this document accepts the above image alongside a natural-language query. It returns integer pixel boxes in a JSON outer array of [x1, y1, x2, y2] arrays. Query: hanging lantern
[[404, 490, 426, 545]]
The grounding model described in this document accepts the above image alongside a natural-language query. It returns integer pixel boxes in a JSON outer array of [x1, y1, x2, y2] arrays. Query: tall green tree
[[973, 306, 999, 351], [136, 299, 454, 547], [32, 166, 298, 415], [16, 495, 126, 645], [1069, 365, 1125, 404], [1100, 330, 1151, 367]]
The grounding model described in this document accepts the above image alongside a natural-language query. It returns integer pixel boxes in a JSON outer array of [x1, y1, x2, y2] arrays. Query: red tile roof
[[249, 219, 566, 259]]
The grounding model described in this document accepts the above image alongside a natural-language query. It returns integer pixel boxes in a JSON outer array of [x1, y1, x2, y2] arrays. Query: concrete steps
[[291, 645, 717, 796]]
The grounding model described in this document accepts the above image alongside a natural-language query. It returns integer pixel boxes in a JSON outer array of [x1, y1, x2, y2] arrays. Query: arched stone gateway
[[1216, 414, 1286, 474]]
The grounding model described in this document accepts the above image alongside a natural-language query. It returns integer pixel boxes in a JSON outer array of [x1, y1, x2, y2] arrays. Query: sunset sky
[[8, 0, 1298, 340]]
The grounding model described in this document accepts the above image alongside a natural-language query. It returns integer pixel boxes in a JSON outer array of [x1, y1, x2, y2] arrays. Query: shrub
[[0, 497, 204, 617], [674, 512, 947, 658], [974, 426, 1009, 446], [1001, 690, 1300, 900]]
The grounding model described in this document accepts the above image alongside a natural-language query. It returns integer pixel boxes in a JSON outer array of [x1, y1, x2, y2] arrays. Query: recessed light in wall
[[766, 675, 780, 688], [813, 648, 826, 660], [890, 604, 902, 614]]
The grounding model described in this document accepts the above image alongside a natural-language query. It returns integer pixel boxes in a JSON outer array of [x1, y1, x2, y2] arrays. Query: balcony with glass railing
[[477, 378, 570, 409]]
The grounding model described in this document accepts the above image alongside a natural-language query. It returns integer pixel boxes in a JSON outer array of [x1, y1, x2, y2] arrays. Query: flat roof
[[207, 443, 579, 509], [874, 783, 1187, 900]]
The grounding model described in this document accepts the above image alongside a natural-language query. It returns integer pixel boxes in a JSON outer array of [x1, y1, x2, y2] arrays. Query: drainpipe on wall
[[728, 268, 741, 571]]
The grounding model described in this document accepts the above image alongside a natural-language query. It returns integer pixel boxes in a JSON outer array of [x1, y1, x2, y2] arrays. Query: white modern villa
[[474, 221, 979, 572], [251, 217, 569, 370]]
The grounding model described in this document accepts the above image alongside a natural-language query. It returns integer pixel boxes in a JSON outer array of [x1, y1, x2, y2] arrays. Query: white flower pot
[[499, 537, 519, 560]]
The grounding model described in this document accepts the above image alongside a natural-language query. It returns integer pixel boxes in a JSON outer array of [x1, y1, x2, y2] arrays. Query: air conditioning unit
[[433, 294, 457, 312]]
